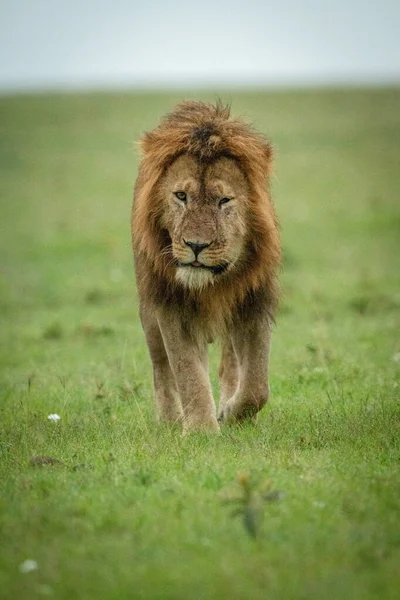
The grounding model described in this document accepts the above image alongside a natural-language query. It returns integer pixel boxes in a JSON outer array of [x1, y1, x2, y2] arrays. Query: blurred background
[[1, 0, 400, 93]]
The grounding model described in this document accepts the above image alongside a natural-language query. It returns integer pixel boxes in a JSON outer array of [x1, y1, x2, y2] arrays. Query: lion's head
[[132, 101, 281, 325], [160, 153, 248, 290]]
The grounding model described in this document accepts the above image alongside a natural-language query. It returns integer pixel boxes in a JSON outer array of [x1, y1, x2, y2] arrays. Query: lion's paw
[[218, 397, 259, 424]]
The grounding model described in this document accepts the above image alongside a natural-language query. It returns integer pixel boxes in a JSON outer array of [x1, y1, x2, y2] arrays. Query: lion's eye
[[174, 191, 187, 202], [219, 197, 231, 207]]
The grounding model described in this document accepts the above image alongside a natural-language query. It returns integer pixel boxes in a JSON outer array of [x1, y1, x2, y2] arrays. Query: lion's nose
[[183, 239, 211, 258]]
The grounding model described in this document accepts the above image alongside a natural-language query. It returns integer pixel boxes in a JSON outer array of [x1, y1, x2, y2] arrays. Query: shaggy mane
[[138, 100, 272, 171], [132, 101, 281, 336]]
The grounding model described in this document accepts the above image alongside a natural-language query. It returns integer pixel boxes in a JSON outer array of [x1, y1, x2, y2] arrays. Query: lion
[[131, 101, 281, 433]]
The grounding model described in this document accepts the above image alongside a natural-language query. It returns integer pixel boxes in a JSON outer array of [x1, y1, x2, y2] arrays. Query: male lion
[[131, 101, 281, 433]]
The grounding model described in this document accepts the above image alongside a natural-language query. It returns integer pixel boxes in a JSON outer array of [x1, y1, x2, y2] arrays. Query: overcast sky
[[0, 0, 399, 92]]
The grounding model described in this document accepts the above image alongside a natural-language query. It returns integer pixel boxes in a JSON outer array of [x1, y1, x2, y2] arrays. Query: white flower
[[19, 559, 38, 573], [47, 414, 60, 422]]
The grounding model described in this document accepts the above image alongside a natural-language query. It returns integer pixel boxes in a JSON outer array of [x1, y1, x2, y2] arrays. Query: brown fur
[[131, 101, 281, 432]]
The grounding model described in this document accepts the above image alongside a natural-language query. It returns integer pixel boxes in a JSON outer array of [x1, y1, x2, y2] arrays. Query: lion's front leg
[[218, 335, 240, 420], [140, 304, 183, 424], [157, 312, 219, 434], [220, 315, 271, 424]]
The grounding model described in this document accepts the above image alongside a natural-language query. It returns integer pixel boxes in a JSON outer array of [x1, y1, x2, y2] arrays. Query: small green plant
[[222, 472, 284, 539]]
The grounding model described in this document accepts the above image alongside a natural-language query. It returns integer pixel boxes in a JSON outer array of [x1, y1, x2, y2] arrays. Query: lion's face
[[160, 154, 248, 290]]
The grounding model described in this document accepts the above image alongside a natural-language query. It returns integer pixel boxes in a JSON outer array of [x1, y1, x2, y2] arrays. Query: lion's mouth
[[178, 261, 229, 275]]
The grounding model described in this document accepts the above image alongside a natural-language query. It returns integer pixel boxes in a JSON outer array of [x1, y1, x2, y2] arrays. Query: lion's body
[[131, 102, 281, 432]]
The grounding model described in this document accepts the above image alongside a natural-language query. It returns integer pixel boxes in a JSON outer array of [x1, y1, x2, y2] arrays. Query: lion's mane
[[131, 101, 281, 336]]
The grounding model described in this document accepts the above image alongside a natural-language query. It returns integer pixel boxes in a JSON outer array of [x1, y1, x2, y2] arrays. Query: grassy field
[[0, 88, 399, 600]]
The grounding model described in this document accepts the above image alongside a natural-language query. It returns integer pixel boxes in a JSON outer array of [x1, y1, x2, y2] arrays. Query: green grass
[[0, 88, 399, 600]]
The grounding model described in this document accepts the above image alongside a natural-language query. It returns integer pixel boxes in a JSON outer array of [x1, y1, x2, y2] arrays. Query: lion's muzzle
[[183, 239, 212, 259]]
